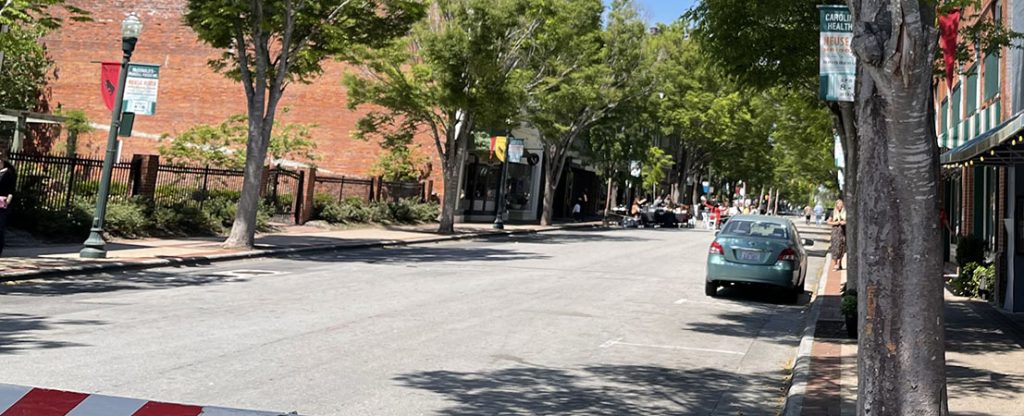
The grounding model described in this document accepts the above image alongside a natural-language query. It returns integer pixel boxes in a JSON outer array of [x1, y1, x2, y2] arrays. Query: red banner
[[939, 9, 961, 90], [100, 62, 121, 111]]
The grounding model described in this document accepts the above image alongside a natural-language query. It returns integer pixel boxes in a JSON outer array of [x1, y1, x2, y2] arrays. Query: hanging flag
[[939, 8, 962, 90], [100, 62, 121, 111], [490, 136, 508, 162]]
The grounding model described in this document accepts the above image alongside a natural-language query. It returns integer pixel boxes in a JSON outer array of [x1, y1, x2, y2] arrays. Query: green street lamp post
[[81, 13, 143, 259]]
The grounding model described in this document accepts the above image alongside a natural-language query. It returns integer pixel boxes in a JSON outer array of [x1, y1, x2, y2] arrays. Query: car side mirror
[[803, 239, 814, 247]]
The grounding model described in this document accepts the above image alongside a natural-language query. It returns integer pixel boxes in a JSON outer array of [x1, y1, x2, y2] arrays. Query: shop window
[[984, 53, 1000, 101], [506, 162, 534, 211], [966, 64, 978, 115]]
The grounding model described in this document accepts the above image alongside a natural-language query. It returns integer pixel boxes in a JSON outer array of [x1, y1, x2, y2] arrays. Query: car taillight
[[778, 247, 797, 261], [709, 241, 724, 255]]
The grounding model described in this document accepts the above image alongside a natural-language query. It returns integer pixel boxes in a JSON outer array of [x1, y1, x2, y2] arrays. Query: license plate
[[736, 250, 762, 261]]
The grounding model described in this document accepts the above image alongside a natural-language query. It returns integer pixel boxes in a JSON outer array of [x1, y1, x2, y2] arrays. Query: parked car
[[705, 215, 814, 302]]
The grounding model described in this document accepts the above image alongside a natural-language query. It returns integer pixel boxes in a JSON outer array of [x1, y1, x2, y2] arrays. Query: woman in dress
[[827, 199, 847, 271]]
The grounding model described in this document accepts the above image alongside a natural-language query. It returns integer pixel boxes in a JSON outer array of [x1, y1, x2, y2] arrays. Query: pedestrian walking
[[0, 157, 16, 257], [828, 199, 847, 271], [814, 203, 825, 226], [572, 197, 583, 222], [804, 205, 813, 225]]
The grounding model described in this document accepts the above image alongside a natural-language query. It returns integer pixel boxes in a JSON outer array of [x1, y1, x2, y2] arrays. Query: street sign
[[123, 63, 160, 115], [818, 5, 855, 102], [508, 138, 525, 163]]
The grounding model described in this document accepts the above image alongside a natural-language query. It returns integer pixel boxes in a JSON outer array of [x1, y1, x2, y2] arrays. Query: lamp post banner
[[508, 138, 525, 163], [818, 5, 855, 102], [123, 63, 160, 115], [100, 62, 120, 111]]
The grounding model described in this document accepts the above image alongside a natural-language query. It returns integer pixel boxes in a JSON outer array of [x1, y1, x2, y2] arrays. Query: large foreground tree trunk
[[850, 1, 947, 413]]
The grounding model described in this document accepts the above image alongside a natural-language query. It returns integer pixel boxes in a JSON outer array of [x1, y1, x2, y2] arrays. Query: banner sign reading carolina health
[[818, 5, 855, 102]]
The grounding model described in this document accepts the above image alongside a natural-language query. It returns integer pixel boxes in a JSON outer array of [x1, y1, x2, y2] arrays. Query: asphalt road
[[0, 223, 827, 415]]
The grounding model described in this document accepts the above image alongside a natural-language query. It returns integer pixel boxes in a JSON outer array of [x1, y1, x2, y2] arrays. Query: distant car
[[705, 215, 813, 302]]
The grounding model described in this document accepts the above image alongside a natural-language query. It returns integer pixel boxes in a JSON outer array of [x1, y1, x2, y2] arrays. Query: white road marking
[[0, 384, 31, 413], [600, 339, 745, 356], [66, 394, 147, 416]]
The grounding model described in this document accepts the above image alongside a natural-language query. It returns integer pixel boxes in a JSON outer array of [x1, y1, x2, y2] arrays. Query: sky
[[604, 0, 697, 25]]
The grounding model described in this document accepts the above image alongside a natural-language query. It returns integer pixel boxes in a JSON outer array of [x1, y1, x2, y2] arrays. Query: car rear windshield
[[721, 220, 790, 240]]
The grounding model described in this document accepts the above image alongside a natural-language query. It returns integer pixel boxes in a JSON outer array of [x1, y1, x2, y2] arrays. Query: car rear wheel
[[705, 281, 719, 297]]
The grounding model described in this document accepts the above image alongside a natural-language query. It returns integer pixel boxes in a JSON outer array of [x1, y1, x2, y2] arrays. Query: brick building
[[32, 0, 441, 184], [936, 0, 1024, 312]]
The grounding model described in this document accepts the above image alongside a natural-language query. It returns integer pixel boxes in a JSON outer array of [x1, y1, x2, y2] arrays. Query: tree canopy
[[184, 0, 423, 247]]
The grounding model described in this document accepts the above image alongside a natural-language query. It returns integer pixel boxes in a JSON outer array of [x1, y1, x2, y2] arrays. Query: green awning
[[941, 111, 1024, 166]]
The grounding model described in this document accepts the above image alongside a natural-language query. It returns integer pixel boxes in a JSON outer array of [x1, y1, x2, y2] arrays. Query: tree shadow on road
[[0, 269, 247, 296], [394, 365, 787, 415], [501, 230, 652, 245], [0, 313, 104, 354], [300, 244, 551, 265]]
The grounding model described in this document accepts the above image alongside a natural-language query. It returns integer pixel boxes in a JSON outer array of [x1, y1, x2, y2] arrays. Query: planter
[[844, 314, 857, 339]]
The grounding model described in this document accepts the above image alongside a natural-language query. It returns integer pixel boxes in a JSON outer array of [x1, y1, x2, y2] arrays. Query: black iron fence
[[314, 175, 375, 203], [154, 164, 247, 208], [379, 180, 426, 202], [9, 152, 134, 213], [7, 152, 430, 224]]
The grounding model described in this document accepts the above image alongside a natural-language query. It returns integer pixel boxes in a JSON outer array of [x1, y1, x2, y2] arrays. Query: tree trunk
[[540, 138, 571, 226], [829, 101, 860, 289], [850, 1, 947, 413], [603, 176, 614, 226], [437, 156, 459, 234], [224, 119, 270, 249], [541, 160, 559, 225]]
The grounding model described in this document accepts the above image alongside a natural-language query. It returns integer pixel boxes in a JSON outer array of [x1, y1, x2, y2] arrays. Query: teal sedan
[[705, 215, 814, 302]]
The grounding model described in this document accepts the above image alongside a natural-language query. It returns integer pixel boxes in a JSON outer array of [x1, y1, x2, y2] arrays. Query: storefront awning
[[941, 111, 1024, 166]]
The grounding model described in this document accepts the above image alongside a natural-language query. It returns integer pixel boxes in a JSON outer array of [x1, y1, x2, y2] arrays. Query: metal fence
[[314, 175, 375, 204], [9, 152, 134, 213], [379, 180, 425, 202], [7, 152, 428, 224], [153, 164, 247, 208]]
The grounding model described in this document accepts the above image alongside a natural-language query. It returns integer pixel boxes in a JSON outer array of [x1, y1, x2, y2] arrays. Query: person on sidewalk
[[827, 199, 847, 271], [814, 202, 825, 226], [804, 205, 813, 225], [572, 197, 583, 222], [0, 157, 16, 257]]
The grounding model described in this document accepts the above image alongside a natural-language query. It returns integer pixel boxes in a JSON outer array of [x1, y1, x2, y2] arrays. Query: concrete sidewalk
[[1, 222, 601, 281], [798, 262, 1024, 415]]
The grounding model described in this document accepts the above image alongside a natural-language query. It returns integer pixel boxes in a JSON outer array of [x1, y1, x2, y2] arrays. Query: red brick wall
[[38, 0, 442, 187]]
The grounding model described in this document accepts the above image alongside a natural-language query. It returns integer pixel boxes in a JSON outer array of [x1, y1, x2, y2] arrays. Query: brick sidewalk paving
[[802, 266, 1024, 415]]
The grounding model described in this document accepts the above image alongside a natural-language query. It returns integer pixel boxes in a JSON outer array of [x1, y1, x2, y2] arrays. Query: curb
[[783, 253, 832, 416], [2, 223, 602, 283]]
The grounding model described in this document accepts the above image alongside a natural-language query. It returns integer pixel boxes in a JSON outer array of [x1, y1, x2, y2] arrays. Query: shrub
[[950, 262, 983, 297], [840, 283, 857, 317], [973, 264, 996, 300], [103, 198, 150, 238], [151, 203, 222, 236]]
